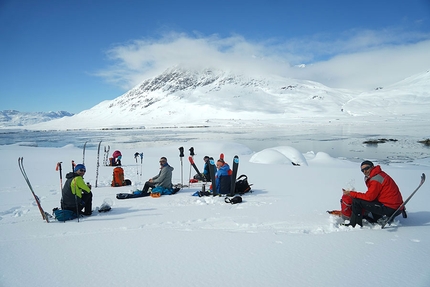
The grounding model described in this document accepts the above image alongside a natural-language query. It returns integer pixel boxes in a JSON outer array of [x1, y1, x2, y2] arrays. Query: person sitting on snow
[[193, 155, 211, 181], [111, 150, 122, 166], [215, 158, 232, 194], [61, 164, 93, 216], [141, 157, 174, 195], [342, 160, 404, 227]]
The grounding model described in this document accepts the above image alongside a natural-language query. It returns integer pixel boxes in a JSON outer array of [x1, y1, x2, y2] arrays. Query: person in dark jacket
[[343, 160, 404, 227], [193, 156, 211, 181], [141, 157, 174, 194], [61, 164, 93, 215], [215, 159, 232, 194]]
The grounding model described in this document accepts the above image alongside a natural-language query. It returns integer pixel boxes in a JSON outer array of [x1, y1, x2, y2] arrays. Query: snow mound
[[249, 146, 308, 166]]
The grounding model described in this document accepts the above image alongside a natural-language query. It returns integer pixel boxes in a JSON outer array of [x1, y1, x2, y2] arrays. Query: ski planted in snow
[[82, 141, 88, 165], [230, 155, 239, 195], [381, 173, 426, 229], [208, 157, 218, 196], [104, 145, 110, 166], [18, 157, 51, 222], [55, 161, 63, 192], [188, 147, 195, 185], [95, 140, 102, 187]]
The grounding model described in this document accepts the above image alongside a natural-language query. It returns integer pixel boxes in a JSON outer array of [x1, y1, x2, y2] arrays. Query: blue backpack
[[53, 208, 77, 222]]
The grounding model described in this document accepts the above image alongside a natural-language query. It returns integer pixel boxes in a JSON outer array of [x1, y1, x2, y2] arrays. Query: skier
[[193, 156, 211, 181], [61, 164, 93, 216], [140, 157, 174, 195], [342, 160, 405, 227], [215, 158, 232, 194]]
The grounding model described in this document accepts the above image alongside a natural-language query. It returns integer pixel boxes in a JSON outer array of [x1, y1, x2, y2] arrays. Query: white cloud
[[96, 28, 430, 91]]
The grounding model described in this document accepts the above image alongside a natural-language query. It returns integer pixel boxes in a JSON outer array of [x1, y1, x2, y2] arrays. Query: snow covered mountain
[[14, 67, 430, 130], [0, 110, 73, 127]]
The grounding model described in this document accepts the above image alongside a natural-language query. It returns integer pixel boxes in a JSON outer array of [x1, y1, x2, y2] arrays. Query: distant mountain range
[[3, 67, 429, 129], [0, 110, 73, 127]]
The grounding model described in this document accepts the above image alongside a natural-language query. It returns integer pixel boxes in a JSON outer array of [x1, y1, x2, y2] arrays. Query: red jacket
[[350, 165, 403, 210]]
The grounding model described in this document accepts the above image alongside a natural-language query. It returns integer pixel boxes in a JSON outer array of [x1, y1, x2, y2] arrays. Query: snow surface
[[1, 132, 429, 286]]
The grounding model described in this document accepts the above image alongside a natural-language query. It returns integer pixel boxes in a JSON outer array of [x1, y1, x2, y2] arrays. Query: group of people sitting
[[141, 155, 233, 196], [60, 152, 407, 226]]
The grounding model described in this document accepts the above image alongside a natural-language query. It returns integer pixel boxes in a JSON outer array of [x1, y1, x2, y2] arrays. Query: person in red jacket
[[342, 160, 404, 227]]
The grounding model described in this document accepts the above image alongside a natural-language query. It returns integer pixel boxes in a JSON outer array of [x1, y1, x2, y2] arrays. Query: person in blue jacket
[[215, 158, 232, 194]]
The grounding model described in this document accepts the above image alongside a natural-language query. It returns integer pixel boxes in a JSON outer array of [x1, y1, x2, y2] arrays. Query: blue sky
[[1, 0, 430, 113]]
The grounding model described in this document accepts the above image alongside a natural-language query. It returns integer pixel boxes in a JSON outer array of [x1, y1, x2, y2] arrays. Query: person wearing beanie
[[111, 150, 122, 166], [342, 160, 404, 227], [215, 158, 232, 195], [61, 163, 93, 216], [140, 157, 174, 195]]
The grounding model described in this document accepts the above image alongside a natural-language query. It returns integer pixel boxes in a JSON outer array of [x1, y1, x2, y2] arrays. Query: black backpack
[[235, 174, 252, 195]]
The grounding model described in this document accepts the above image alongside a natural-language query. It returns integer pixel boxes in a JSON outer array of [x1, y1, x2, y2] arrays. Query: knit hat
[[74, 164, 86, 172], [360, 160, 374, 167]]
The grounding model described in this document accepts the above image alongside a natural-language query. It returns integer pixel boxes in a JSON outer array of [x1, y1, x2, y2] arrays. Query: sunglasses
[[78, 169, 86, 172], [361, 166, 372, 173]]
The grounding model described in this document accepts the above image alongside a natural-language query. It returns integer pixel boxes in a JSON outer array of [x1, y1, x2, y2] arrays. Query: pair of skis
[[134, 152, 144, 176], [103, 145, 110, 166], [83, 140, 102, 187], [18, 157, 51, 223]]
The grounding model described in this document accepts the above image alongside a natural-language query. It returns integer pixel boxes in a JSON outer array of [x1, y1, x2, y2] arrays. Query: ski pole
[[140, 152, 144, 176], [134, 152, 139, 175], [188, 147, 195, 187], [179, 147, 184, 186], [71, 160, 75, 172]]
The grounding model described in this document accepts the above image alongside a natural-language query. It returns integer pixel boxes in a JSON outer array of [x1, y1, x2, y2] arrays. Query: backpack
[[53, 208, 77, 222], [235, 174, 252, 195], [225, 195, 242, 204], [340, 194, 352, 219], [112, 167, 125, 187]]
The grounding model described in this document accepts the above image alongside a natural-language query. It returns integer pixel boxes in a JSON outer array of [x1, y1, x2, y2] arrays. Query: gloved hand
[[86, 182, 92, 190]]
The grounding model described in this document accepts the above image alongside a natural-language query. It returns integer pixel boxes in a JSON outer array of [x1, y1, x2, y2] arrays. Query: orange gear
[[327, 210, 342, 217]]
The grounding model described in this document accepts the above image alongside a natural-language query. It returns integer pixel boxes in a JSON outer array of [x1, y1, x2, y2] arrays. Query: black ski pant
[[142, 181, 156, 193], [80, 192, 93, 213], [61, 192, 92, 214], [349, 198, 397, 227]]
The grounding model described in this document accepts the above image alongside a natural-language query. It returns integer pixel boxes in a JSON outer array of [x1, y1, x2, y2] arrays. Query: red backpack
[[111, 167, 125, 187], [340, 194, 353, 219]]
